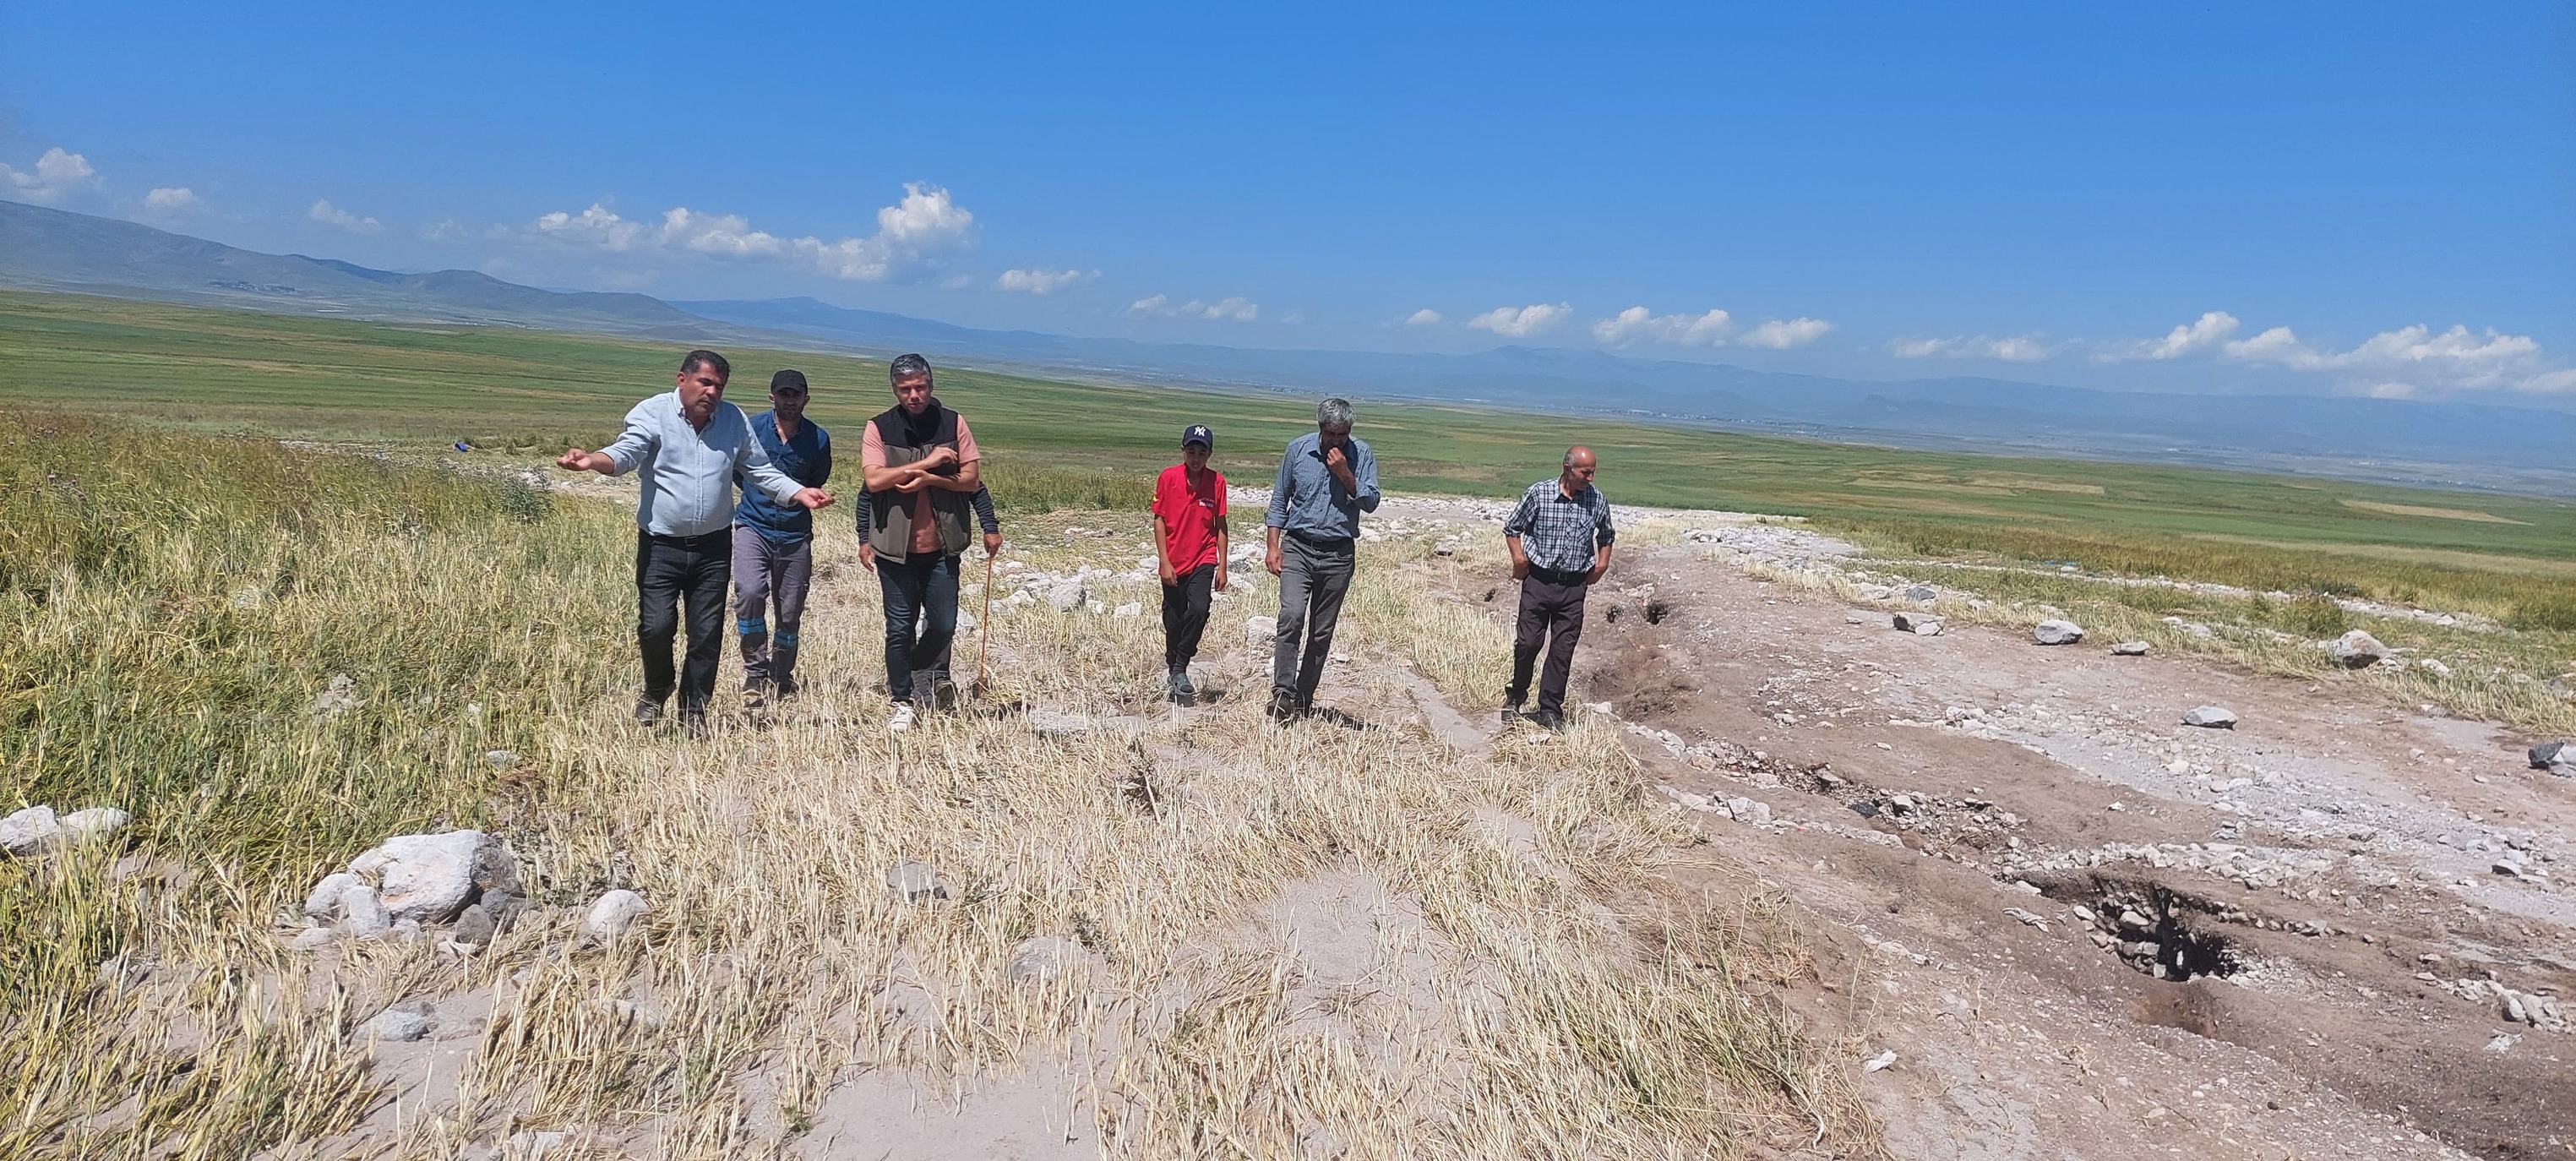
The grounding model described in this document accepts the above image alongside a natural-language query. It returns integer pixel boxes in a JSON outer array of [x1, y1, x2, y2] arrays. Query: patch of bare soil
[[1547, 540, 2575, 1160]]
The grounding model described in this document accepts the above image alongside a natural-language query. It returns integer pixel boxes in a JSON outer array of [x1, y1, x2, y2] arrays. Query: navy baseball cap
[[1182, 424, 1214, 449]]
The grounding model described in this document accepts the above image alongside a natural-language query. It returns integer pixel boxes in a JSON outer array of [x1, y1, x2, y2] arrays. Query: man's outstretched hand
[[557, 448, 612, 474], [792, 488, 834, 511]]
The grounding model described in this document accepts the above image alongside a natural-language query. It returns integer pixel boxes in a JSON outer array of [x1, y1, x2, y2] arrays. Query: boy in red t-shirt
[[1152, 424, 1229, 702]]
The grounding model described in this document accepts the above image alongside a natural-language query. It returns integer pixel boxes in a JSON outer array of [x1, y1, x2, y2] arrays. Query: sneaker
[[1266, 689, 1298, 723], [1500, 690, 1525, 724], [775, 674, 800, 700], [1529, 708, 1567, 732], [890, 702, 918, 733], [741, 681, 770, 711], [929, 672, 960, 711], [1168, 667, 1196, 699], [634, 699, 664, 725]]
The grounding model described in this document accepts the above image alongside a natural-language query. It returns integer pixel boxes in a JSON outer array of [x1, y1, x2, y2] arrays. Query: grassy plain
[[6, 291, 2573, 610]]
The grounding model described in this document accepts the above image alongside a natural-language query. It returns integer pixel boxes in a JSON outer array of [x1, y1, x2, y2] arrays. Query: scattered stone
[[2111, 640, 2149, 657], [1113, 602, 1143, 618], [358, 1003, 432, 1043], [58, 806, 128, 843], [337, 884, 389, 939], [2530, 741, 2573, 777], [1905, 585, 1936, 602], [2004, 907, 2050, 929], [305, 871, 362, 918], [1006, 935, 1091, 985], [2181, 706, 2239, 729], [1048, 582, 1087, 612], [1844, 611, 1871, 624], [2326, 629, 2387, 669], [583, 889, 649, 939], [288, 925, 337, 951], [351, 830, 515, 924], [1892, 612, 1943, 635], [0, 805, 63, 856], [2033, 619, 2085, 646], [887, 859, 947, 902], [1863, 1049, 1898, 1072], [1245, 615, 1277, 646], [451, 902, 497, 948], [312, 673, 362, 718], [483, 749, 521, 769], [2493, 858, 2525, 878]]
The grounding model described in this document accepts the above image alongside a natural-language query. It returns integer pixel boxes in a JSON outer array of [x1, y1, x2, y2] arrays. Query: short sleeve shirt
[[1152, 464, 1228, 572], [862, 416, 980, 555]]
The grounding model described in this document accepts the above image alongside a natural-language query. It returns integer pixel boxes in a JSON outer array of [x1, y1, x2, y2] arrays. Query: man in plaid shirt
[[1500, 446, 1615, 729]]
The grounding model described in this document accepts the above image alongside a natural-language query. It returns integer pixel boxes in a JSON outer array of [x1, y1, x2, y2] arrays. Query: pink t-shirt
[[861, 415, 979, 555]]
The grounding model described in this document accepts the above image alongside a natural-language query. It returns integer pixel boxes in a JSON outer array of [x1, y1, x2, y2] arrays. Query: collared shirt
[[733, 411, 832, 545], [1502, 477, 1615, 574], [1263, 432, 1380, 541], [597, 392, 803, 537]]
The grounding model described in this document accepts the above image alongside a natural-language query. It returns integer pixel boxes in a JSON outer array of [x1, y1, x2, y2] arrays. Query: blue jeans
[[877, 551, 960, 704]]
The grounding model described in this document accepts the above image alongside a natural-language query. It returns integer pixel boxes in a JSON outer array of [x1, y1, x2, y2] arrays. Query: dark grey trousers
[[1272, 533, 1354, 704], [1507, 570, 1589, 717], [731, 525, 813, 688]]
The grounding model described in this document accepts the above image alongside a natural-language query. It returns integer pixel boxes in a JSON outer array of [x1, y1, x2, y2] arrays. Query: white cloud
[[141, 186, 201, 214], [1591, 306, 1734, 347], [1402, 308, 1442, 328], [1890, 333, 2051, 362], [995, 267, 1093, 294], [1468, 303, 1571, 338], [309, 199, 382, 233], [1, 147, 99, 204], [2110, 310, 2241, 361], [531, 183, 974, 281], [420, 219, 472, 242], [1126, 294, 1173, 316], [1182, 297, 1259, 322], [1738, 317, 1834, 350]]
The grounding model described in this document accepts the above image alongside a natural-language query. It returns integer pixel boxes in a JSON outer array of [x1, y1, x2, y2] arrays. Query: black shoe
[[741, 680, 771, 711], [1500, 690, 1525, 724], [1169, 667, 1197, 698], [1529, 708, 1567, 732], [775, 674, 800, 700], [634, 699, 665, 725], [1266, 689, 1298, 723], [929, 672, 960, 711]]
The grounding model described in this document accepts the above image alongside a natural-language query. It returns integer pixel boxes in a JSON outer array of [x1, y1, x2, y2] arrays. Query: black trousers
[[637, 530, 732, 715], [1507, 570, 1588, 716], [877, 551, 960, 703], [1162, 564, 1215, 668]]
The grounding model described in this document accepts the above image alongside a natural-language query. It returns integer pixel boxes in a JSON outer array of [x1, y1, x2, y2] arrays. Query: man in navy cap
[[1152, 424, 1229, 703], [732, 368, 832, 708]]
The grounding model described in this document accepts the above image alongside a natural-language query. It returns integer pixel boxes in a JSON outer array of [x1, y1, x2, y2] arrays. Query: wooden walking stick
[[970, 544, 998, 700]]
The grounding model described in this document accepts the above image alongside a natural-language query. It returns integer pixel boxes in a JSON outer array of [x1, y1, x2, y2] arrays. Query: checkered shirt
[[1501, 477, 1615, 574]]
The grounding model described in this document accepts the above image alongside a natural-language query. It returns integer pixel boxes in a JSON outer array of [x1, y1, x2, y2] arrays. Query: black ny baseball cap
[[1182, 424, 1214, 449]]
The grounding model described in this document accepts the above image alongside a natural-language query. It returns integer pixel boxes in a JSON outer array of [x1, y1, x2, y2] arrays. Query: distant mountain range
[[6, 198, 2570, 493]]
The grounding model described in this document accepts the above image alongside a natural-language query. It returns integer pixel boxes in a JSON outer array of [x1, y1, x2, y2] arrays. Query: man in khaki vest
[[859, 353, 981, 733]]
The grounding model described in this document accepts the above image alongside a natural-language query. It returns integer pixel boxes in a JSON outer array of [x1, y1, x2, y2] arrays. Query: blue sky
[[4, 1, 2571, 403]]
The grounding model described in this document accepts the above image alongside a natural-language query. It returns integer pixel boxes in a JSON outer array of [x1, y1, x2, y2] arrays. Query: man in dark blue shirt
[[732, 369, 832, 706]]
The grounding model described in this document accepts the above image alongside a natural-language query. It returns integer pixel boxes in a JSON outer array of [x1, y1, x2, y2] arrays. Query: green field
[[4, 289, 2573, 626]]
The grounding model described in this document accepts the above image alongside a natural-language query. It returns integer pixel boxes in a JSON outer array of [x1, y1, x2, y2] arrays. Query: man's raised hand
[[792, 488, 835, 510]]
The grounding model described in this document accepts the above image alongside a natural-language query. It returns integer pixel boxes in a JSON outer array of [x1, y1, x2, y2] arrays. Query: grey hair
[[1316, 397, 1355, 428], [889, 352, 933, 385]]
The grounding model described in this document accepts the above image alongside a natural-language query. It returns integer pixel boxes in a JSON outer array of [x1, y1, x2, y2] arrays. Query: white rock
[[1245, 615, 1277, 646], [2326, 629, 2387, 669], [583, 889, 650, 939], [289, 925, 337, 951], [1048, 583, 1087, 611], [2111, 640, 2149, 657], [2033, 619, 2085, 646], [312, 673, 362, 717], [2418, 658, 2451, 678], [1892, 612, 1942, 635], [1113, 602, 1143, 618], [351, 830, 511, 924], [58, 806, 128, 843], [887, 859, 945, 902], [483, 749, 521, 769], [0, 805, 63, 856], [337, 884, 389, 939], [358, 1005, 431, 1042], [305, 871, 363, 918], [1863, 1049, 1898, 1072], [2181, 706, 2238, 729], [1006, 935, 1092, 985], [956, 609, 978, 632]]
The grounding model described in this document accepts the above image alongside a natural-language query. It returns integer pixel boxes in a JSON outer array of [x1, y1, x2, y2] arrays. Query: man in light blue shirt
[[558, 349, 833, 729], [1261, 396, 1380, 721]]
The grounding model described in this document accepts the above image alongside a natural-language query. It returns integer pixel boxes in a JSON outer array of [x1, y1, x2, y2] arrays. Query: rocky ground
[[1506, 510, 2576, 1160]]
